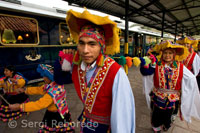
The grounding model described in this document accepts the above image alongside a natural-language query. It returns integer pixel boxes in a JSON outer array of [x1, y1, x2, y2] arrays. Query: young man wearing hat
[[176, 37, 200, 76], [58, 10, 135, 133], [140, 41, 200, 133]]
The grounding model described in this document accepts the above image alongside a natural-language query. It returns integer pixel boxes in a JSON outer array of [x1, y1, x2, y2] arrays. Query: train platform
[[0, 66, 200, 133]]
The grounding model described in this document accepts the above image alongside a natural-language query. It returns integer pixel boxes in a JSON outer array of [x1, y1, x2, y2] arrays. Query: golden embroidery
[[78, 57, 115, 113], [155, 62, 181, 101], [183, 52, 194, 67]]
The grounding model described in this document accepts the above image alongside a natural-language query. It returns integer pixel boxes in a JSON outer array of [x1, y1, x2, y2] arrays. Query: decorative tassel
[[149, 54, 156, 64], [139, 57, 145, 67], [118, 56, 126, 66], [73, 51, 82, 65], [132, 57, 141, 67], [96, 53, 104, 67], [62, 59, 72, 71], [143, 56, 152, 66], [126, 57, 133, 68]]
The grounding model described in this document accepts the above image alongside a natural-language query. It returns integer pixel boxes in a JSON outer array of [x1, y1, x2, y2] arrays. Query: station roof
[[66, 0, 200, 36]]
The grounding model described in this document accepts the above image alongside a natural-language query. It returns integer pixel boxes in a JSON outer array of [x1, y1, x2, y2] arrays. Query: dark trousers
[[151, 101, 179, 129]]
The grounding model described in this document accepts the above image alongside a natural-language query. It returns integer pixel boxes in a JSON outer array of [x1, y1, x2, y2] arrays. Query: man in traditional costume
[[140, 41, 200, 133], [176, 36, 200, 76], [58, 9, 135, 133], [9, 64, 74, 132]]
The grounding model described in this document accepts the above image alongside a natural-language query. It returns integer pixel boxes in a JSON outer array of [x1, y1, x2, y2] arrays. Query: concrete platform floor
[[0, 66, 200, 133]]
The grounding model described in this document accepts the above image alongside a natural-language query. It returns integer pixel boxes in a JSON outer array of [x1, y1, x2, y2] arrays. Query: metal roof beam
[[173, 14, 200, 24], [161, 12, 165, 38], [151, 0, 187, 35], [128, 0, 160, 16], [169, 0, 196, 10], [152, 0, 184, 26], [134, 5, 200, 17], [129, 0, 176, 34], [181, 0, 198, 34], [66, 0, 181, 35]]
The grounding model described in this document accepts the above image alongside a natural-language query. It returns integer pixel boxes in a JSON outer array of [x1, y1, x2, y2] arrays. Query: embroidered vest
[[153, 62, 183, 102], [1, 74, 24, 94], [72, 57, 121, 124], [183, 52, 196, 72], [44, 82, 69, 119]]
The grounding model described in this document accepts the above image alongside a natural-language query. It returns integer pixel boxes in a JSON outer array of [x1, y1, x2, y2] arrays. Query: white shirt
[[142, 65, 200, 123], [82, 61, 135, 133]]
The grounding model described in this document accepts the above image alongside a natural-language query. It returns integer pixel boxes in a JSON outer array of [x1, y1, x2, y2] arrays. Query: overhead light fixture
[[25, 33, 29, 37], [17, 35, 23, 41]]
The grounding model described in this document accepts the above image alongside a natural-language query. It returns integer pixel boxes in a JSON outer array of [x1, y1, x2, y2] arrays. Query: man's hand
[[63, 49, 75, 55], [9, 104, 20, 111], [9, 78, 17, 83]]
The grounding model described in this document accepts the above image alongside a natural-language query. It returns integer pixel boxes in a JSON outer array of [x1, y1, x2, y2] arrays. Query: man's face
[[78, 36, 101, 65], [162, 48, 175, 63]]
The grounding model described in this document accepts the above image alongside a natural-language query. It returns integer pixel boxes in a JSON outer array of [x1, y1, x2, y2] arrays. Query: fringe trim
[[73, 51, 82, 65]]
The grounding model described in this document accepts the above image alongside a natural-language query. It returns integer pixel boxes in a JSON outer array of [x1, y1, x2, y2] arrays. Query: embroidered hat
[[154, 40, 189, 61], [176, 36, 198, 50], [79, 24, 106, 54], [66, 9, 120, 55], [37, 64, 54, 81]]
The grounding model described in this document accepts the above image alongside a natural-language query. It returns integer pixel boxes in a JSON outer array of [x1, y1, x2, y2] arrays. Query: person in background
[[196, 41, 200, 90], [57, 9, 135, 133], [9, 64, 74, 132], [0, 65, 29, 122], [140, 41, 200, 133], [197, 40, 200, 56], [176, 36, 200, 76]]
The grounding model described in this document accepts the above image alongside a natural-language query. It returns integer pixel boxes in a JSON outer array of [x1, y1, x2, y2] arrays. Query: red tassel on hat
[[96, 53, 104, 67]]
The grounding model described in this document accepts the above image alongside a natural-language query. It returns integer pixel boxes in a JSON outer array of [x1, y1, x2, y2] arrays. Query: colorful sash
[[44, 82, 68, 119]]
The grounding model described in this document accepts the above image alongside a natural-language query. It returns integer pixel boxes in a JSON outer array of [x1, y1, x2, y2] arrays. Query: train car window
[[146, 35, 157, 46], [59, 22, 76, 46], [0, 14, 39, 45]]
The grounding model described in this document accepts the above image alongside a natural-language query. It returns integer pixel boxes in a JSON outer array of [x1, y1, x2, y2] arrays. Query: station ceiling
[[66, 0, 200, 36]]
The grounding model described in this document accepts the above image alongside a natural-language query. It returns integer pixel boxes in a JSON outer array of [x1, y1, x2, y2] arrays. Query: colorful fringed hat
[[66, 9, 120, 55], [154, 40, 189, 61], [37, 64, 54, 81], [176, 36, 198, 51]]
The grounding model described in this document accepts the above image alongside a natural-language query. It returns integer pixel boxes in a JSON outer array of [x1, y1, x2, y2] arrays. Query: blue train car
[[0, 0, 175, 83], [0, 0, 76, 83]]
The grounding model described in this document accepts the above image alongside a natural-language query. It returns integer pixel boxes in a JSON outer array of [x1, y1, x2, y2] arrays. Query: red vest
[[183, 52, 196, 72], [72, 57, 121, 124], [154, 62, 183, 90]]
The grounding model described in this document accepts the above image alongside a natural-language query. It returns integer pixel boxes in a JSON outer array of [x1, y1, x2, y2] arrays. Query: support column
[[161, 11, 165, 41], [142, 34, 146, 56], [182, 26, 184, 37], [124, 0, 129, 74], [124, 0, 129, 56], [174, 23, 177, 42]]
